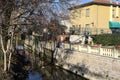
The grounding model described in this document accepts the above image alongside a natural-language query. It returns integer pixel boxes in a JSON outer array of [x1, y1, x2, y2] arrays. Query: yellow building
[[69, 0, 120, 34]]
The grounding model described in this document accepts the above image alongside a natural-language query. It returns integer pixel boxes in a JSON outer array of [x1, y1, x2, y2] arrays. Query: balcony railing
[[69, 28, 113, 35]]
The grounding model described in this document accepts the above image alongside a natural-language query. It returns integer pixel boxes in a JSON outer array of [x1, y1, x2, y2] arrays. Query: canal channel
[[10, 45, 88, 80], [26, 65, 88, 80]]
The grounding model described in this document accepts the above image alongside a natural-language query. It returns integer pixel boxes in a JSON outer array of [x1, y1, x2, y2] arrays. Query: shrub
[[93, 34, 120, 46]]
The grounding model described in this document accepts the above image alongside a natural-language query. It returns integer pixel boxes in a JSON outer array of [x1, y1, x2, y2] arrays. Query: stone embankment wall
[[54, 48, 120, 80]]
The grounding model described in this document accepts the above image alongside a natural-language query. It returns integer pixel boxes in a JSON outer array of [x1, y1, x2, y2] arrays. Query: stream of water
[[26, 65, 88, 80]]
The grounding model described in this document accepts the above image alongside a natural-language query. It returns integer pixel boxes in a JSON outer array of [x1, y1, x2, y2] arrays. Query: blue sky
[[54, 0, 120, 4], [81, 0, 120, 3], [81, 0, 91, 3]]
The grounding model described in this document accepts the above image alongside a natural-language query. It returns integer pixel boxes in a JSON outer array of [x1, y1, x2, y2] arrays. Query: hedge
[[93, 34, 120, 46]]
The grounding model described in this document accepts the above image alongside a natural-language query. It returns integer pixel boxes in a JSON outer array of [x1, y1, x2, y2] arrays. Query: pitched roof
[[93, 0, 109, 3], [69, 0, 120, 10], [93, 0, 119, 4]]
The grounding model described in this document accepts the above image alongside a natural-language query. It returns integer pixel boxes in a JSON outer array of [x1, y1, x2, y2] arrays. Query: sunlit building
[[69, 0, 120, 34]]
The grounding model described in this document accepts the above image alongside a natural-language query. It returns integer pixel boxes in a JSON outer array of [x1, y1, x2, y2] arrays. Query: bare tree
[[0, 0, 80, 72], [0, 0, 42, 72]]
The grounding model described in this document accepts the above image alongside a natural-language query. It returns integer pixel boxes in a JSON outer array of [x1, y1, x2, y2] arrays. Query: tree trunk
[[3, 39, 11, 71], [0, 25, 14, 71], [3, 52, 7, 71], [8, 31, 14, 71], [0, 34, 7, 71], [8, 52, 12, 71]]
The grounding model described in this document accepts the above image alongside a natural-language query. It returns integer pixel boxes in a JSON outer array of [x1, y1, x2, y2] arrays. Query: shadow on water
[[26, 71, 42, 80], [9, 50, 30, 80], [26, 65, 88, 80]]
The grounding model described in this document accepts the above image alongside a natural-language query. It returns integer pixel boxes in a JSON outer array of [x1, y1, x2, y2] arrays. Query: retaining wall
[[54, 48, 120, 80]]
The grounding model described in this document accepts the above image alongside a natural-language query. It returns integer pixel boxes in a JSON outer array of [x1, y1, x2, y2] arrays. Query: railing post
[[114, 48, 118, 58], [87, 45, 91, 53], [99, 47, 103, 55], [79, 45, 81, 51]]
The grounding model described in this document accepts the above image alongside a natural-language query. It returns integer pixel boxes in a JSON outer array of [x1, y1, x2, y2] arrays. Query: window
[[86, 8, 90, 17], [71, 11, 76, 19], [79, 25, 81, 29], [85, 24, 90, 31], [101, 29, 104, 34], [112, 9, 115, 18], [70, 25, 75, 34], [73, 25, 75, 28], [84, 24, 90, 34], [78, 25, 81, 34]]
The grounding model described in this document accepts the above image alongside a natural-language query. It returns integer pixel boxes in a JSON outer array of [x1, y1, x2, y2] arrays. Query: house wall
[[70, 4, 120, 34]]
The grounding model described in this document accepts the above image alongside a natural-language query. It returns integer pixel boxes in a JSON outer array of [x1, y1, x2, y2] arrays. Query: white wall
[[60, 20, 72, 33]]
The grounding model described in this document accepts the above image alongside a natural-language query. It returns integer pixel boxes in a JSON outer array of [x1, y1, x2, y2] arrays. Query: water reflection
[[27, 71, 42, 80], [27, 65, 88, 80]]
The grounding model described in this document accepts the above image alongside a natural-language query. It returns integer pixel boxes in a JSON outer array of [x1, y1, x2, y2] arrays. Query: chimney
[[116, 0, 119, 18]]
